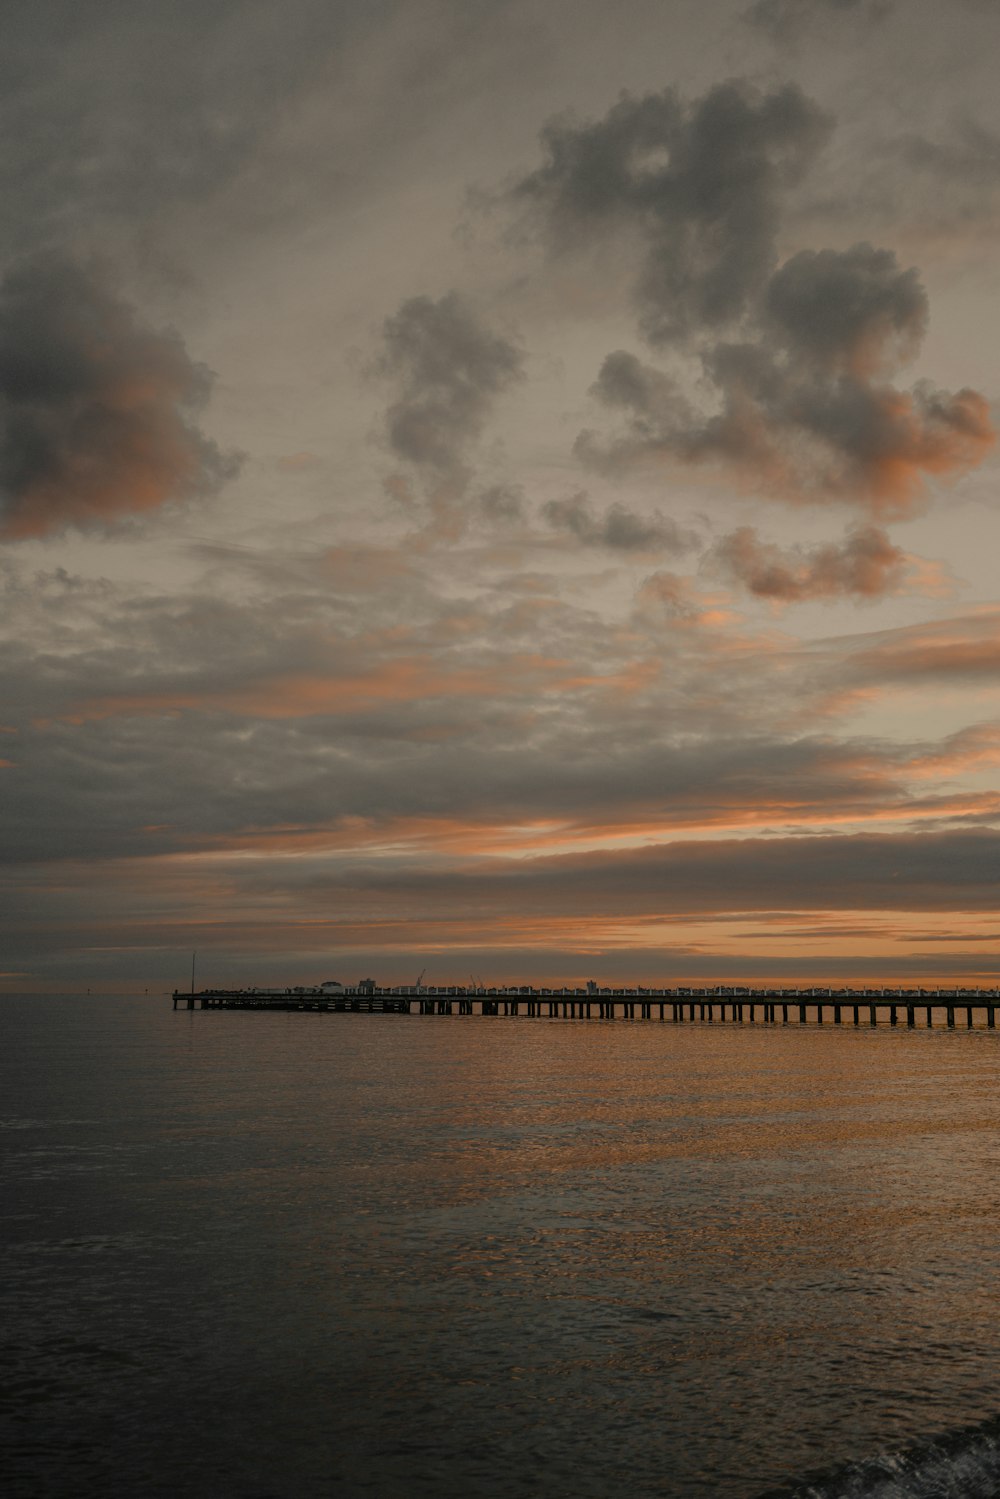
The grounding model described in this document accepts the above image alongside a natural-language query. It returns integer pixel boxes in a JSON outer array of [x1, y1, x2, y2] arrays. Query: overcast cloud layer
[[2, 0, 999, 990]]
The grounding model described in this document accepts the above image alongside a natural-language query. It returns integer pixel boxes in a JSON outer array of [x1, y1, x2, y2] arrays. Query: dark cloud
[[707, 524, 908, 601], [1, 686, 990, 868], [478, 482, 526, 525], [578, 244, 994, 514], [576, 351, 694, 471], [378, 291, 524, 489], [196, 829, 1000, 948], [763, 243, 926, 375], [542, 491, 700, 554], [515, 81, 993, 510], [0, 255, 237, 539], [907, 932, 1000, 943], [345, 827, 1000, 918], [515, 79, 831, 345]]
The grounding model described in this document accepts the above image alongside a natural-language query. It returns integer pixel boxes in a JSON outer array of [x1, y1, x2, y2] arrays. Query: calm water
[[4, 995, 1000, 1499]]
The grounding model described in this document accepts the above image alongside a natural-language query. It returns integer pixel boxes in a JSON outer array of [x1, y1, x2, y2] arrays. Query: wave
[[753, 1413, 1000, 1499]]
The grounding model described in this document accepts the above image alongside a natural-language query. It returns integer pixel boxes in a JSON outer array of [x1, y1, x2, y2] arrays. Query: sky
[[3, 0, 1000, 992]]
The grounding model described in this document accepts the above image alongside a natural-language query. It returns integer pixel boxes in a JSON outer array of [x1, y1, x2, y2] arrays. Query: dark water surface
[[4, 995, 1000, 1498]]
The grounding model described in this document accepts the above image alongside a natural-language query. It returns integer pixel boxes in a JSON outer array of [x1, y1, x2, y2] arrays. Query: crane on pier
[[415, 969, 426, 991]]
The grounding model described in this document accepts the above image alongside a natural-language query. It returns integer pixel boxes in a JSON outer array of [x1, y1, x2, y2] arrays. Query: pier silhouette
[[173, 983, 1000, 1029]]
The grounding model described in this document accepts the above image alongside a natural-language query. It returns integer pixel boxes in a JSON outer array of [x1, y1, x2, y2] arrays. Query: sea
[[4, 993, 1000, 1499]]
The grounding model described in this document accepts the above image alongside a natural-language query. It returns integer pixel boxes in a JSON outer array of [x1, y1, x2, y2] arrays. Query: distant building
[[320, 980, 344, 993], [357, 977, 376, 994]]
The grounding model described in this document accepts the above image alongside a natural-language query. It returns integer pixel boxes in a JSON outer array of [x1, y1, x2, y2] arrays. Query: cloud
[[515, 79, 831, 346], [743, 0, 893, 44], [376, 291, 524, 537], [202, 829, 1000, 940], [847, 612, 1000, 685], [378, 292, 523, 481], [706, 524, 910, 602], [478, 482, 525, 525], [905, 721, 1000, 780], [0, 255, 237, 539], [578, 244, 994, 514], [899, 117, 1000, 191], [634, 571, 707, 622], [5, 539, 1000, 988], [785, 608, 1000, 715], [514, 87, 994, 511], [5, 552, 996, 864], [542, 490, 700, 554], [871, 116, 1000, 251], [817, 107, 1000, 263], [0, 0, 394, 269], [763, 243, 926, 377]]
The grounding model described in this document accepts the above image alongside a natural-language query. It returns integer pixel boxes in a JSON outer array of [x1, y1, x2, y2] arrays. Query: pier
[[173, 984, 1000, 1029]]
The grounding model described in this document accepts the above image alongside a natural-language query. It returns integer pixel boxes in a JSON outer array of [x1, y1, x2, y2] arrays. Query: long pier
[[173, 985, 1000, 1029]]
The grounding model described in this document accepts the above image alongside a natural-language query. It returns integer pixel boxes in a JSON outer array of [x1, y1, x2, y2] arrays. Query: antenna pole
[[191, 949, 197, 995]]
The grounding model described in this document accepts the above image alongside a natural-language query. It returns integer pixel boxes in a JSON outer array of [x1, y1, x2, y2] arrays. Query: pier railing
[[173, 985, 1000, 1029]]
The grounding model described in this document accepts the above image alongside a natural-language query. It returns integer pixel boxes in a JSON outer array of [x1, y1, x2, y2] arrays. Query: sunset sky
[[4, 0, 1000, 992]]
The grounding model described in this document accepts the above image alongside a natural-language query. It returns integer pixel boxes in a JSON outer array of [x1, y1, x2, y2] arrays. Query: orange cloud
[[708, 524, 912, 602], [865, 386, 995, 514], [905, 722, 1000, 780], [852, 615, 1000, 684]]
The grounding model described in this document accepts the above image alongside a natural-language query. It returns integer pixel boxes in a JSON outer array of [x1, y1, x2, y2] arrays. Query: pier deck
[[173, 986, 1000, 1029]]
